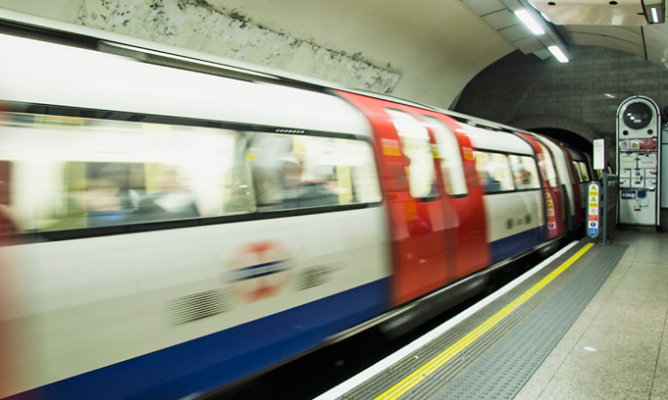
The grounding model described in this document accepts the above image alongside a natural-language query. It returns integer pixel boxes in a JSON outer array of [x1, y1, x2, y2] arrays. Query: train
[[0, 11, 595, 400]]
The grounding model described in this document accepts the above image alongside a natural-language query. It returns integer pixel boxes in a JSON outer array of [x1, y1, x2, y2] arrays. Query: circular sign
[[225, 241, 292, 303], [623, 102, 652, 130]]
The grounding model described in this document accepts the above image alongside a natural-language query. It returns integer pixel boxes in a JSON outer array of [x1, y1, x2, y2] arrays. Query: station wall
[[455, 46, 668, 164]]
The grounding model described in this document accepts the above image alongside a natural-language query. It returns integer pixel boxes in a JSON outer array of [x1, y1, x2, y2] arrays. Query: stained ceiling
[[0, 0, 665, 107]]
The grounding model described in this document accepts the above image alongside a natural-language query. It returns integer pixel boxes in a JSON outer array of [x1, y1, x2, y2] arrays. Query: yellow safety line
[[375, 242, 595, 400]]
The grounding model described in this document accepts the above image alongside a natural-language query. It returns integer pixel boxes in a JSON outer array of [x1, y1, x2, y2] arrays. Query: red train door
[[417, 112, 490, 279], [335, 90, 457, 305], [518, 133, 564, 239], [531, 135, 571, 235]]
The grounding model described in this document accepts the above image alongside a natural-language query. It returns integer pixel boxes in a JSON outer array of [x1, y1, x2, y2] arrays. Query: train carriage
[[0, 28, 393, 399], [517, 131, 565, 240], [0, 11, 585, 400], [457, 124, 545, 264], [528, 134, 582, 235]]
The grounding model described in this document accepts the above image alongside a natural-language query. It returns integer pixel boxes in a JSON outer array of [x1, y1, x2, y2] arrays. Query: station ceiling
[[207, 0, 668, 104], [464, 0, 668, 68], [0, 0, 666, 109]]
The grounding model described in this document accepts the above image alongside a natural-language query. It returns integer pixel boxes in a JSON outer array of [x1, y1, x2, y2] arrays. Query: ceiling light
[[643, 1, 665, 24], [514, 9, 545, 35], [548, 45, 569, 63]]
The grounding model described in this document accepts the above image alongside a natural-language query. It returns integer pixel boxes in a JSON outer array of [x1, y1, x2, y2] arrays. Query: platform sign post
[[616, 96, 661, 226], [587, 182, 600, 238], [593, 139, 605, 171]]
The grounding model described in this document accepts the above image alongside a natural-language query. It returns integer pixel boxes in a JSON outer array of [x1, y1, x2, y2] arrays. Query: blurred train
[[0, 11, 595, 400]]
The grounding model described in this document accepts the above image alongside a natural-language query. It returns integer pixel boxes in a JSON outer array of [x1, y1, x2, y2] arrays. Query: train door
[[569, 148, 592, 223], [561, 145, 584, 230], [421, 113, 489, 279], [335, 91, 458, 305], [518, 133, 564, 239], [535, 136, 577, 232], [536, 139, 565, 238], [463, 125, 545, 264]]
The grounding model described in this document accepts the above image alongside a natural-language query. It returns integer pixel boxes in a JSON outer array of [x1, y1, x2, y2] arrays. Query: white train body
[[0, 12, 590, 400]]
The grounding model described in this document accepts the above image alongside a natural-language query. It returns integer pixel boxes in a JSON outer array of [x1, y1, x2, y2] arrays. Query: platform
[[315, 229, 668, 400]]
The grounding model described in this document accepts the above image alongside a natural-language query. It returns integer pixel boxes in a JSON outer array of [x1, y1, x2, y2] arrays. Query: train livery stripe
[[7, 279, 390, 400], [489, 227, 544, 265], [375, 243, 595, 400]]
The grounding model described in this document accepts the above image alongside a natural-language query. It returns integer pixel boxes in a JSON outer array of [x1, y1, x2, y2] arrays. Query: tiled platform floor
[[515, 228, 668, 399]]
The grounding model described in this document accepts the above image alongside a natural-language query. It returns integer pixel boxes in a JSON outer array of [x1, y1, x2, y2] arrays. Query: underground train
[[0, 12, 593, 400]]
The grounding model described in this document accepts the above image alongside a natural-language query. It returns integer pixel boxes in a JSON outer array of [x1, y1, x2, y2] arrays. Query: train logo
[[225, 240, 292, 302]]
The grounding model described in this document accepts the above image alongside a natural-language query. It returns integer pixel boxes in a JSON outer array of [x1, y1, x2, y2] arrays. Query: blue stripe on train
[[489, 227, 544, 265], [9, 279, 390, 400]]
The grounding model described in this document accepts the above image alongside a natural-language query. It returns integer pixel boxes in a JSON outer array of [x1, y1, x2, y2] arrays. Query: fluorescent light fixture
[[514, 9, 545, 35], [643, 2, 665, 24], [548, 45, 569, 63]]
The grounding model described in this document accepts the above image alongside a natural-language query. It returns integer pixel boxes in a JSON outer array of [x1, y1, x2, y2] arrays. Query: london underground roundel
[[226, 241, 292, 302]]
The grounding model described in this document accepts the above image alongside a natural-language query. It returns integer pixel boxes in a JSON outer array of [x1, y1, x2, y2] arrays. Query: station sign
[[587, 182, 600, 238]]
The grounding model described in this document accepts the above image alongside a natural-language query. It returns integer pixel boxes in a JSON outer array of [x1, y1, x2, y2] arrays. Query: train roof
[[0, 9, 338, 90], [0, 9, 543, 143], [459, 122, 534, 155], [0, 19, 371, 136]]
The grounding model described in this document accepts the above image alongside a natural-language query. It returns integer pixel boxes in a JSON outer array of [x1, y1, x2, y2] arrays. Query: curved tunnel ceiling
[[202, 0, 517, 106], [530, 0, 668, 68], [0, 0, 666, 106], [216, 0, 668, 99]]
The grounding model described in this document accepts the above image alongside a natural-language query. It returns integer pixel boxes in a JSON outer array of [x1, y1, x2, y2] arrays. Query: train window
[[577, 161, 591, 181], [385, 109, 438, 200], [508, 155, 540, 190], [536, 142, 558, 188], [571, 161, 585, 183], [424, 116, 468, 197], [0, 109, 383, 237], [0, 111, 253, 233], [247, 132, 381, 211], [473, 151, 514, 194]]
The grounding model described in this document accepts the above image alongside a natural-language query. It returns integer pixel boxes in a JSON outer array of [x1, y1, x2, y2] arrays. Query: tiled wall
[[454, 46, 668, 159]]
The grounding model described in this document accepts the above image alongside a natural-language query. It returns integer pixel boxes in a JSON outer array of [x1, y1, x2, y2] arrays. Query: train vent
[[166, 289, 232, 325]]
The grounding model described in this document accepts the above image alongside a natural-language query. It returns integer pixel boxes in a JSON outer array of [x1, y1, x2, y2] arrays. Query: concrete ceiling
[[201, 0, 517, 106], [0, 0, 666, 107], [207, 0, 668, 98]]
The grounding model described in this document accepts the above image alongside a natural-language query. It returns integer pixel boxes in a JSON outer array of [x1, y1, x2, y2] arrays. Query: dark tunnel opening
[[529, 127, 592, 155]]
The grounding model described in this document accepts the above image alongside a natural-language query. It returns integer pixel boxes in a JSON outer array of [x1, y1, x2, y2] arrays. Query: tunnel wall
[[454, 45, 668, 155]]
